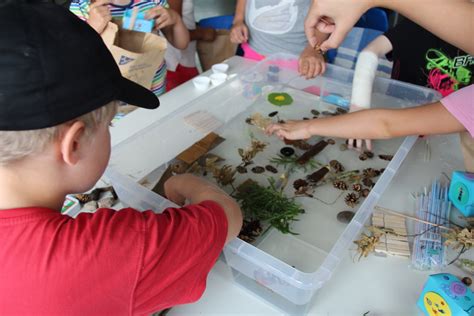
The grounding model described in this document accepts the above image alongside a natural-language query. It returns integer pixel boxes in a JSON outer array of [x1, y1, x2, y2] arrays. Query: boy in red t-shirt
[[0, 2, 242, 315]]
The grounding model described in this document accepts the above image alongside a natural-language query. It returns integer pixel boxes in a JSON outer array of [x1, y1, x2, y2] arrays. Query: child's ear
[[60, 121, 86, 166]]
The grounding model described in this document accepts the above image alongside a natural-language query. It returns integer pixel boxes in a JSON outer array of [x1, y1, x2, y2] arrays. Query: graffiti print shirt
[[385, 19, 473, 97]]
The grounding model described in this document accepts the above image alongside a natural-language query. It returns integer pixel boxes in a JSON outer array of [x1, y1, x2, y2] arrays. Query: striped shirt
[[70, 0, 169, 96]]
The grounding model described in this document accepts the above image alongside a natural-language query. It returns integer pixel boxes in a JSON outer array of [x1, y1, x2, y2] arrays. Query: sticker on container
[[183, 111, 223, 134]]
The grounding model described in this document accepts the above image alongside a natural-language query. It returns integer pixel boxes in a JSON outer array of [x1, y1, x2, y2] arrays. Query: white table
[[110, 56, 472, 315]]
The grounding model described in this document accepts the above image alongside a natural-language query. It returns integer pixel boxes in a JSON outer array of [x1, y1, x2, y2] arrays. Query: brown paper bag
[[196, 29, 237, 71], [101, 22, 167, 90]]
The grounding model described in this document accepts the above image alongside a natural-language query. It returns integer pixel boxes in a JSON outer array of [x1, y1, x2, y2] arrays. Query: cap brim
[[117, 77, 160, 109]]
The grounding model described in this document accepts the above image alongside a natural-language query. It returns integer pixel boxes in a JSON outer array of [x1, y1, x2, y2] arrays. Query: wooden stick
[[374, 206, 453, 231]]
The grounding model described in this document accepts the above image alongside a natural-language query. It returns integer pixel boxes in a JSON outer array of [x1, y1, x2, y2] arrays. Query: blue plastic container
[[198, 15, 234, 30], [355, 8, 389, 32]]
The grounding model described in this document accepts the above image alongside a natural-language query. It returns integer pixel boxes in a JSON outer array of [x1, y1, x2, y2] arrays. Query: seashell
[[265, 165, 278, 173], [251, 166, 265, 174]]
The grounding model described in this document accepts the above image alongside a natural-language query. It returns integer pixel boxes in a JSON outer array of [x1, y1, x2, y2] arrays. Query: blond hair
[[0, 102, 118, 166]]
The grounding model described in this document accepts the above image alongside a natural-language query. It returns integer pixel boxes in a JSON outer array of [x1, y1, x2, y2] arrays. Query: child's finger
[[365, 140, 372, 151], [298, 58, 306, 75], [155, 15, 169, 29], [304, 12, 321, 48], [348, 138, 354, 149], [306, 61, 316, 79], [145, 6, 163, 20], [242, 25, 249, 42], [276, 130, 287, 141], [313, 62, 321, 77], [265, 124, 278, 135], [356, 139, 363, 151], [238, 28, 246, 42], [319, 22, 351, 52], [320, 61, 326, 75], [300, 60, 309, 77]]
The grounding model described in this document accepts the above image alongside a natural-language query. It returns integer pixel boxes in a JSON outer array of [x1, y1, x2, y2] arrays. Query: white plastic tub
[[106, 54, 441, 314]]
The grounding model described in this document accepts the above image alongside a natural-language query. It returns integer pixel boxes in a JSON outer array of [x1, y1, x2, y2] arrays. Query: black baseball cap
[[0, 1, 160, 131]]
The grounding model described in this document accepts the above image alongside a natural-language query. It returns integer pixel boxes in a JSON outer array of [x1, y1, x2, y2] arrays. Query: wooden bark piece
[[152, 133, 224, 196], [296, 140, 328, 165], [176, 132, 224, 165]]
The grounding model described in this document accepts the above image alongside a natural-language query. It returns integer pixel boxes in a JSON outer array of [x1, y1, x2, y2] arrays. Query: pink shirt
[[440, 85, 474, 137]]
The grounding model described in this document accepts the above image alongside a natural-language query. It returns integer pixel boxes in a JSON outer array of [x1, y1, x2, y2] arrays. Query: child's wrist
[[305, 121, 315, 137], [232, 18, 244, 25]]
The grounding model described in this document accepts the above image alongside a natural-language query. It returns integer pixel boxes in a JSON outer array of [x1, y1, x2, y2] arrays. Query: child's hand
[[298, 45, 326, 79], [164, 174, 218, 206], [87, 0, 111, 34], [163, 174, 188, 206], [230, 21, 248, 44], [146, 6, 179, 30], [266, 120, 313, 141], [347, 104, 372, 151], [197, 27, 216, 42]]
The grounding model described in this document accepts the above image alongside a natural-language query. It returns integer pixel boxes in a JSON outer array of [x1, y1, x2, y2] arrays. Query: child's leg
[[166, 64, 200, 91]]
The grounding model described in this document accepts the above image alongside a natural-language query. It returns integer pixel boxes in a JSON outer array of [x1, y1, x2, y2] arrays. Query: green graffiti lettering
[[426, 48, 471, 89]]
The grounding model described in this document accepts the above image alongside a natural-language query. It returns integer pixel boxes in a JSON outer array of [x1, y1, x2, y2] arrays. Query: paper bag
[[196, 29, 237, 71], [101, 22, 167, 90]]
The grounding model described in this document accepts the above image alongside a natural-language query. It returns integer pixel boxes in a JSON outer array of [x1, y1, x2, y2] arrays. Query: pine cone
[[362, 168, 379, 178], [364, 151, 374, 158], [352, 183, 362, 192], [378, 154, 393, 161], [345, 193, 359, 208], [293, 179, 309, 190], [329, 160, 345, 173], [360, 188, 370, 198], [333, 180, 348, 190], [362, 177, 374, 187]]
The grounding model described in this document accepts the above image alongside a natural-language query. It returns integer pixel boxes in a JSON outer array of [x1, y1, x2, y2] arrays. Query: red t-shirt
[[0, 201, 227, 315]]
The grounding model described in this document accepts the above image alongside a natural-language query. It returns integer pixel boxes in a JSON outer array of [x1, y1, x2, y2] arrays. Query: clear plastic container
[[106, 54, 441, 314], [61, 195, 81, 218]]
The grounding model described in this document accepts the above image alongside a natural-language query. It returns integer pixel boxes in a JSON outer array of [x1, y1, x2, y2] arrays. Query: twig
[[448, 245, 467, 265]]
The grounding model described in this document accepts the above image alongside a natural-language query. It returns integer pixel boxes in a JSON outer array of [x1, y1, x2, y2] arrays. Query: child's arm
[[305, 0, 474, 54], [168, 0, 216, 42], [145, 5, 189, 50], [351, 36, 393, 111], [266, 101, 466, 141], [164, 174, 243, 244], [230, 0, 248, 44], [348, 35, 393, 150]]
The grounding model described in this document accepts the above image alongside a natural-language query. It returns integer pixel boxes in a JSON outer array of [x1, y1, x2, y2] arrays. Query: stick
[[374, 206, 453, 231]]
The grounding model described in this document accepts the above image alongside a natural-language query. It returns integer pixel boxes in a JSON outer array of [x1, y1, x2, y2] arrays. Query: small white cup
[[212, 63, 229, 74], [192, 76, 210, 90], [210, 73, 228, 86]]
